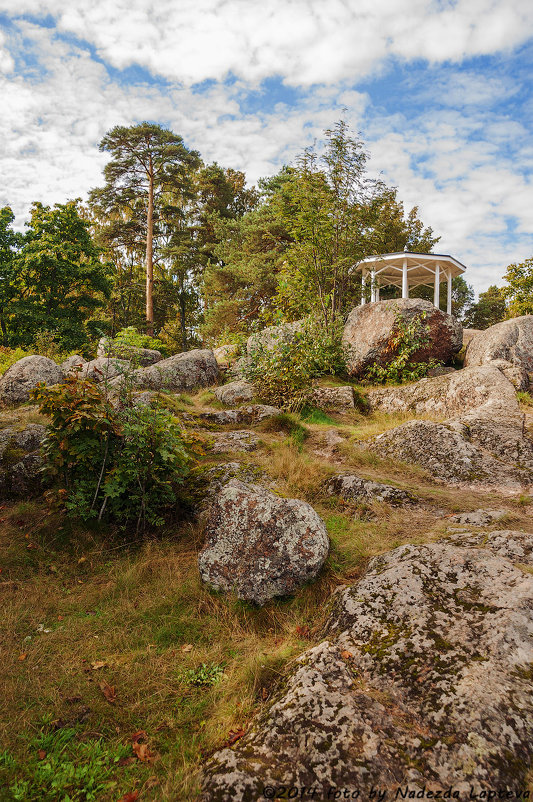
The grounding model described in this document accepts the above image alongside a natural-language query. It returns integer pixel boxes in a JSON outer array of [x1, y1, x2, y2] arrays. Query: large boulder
[[464, 315, 533, 389], [372, 418, 533, 488], [97, 337, 162, 367], [246, 319, 304, 355], [203, 536, 533, 797], [198, 480, 329, 605], [60, 354, 87, 376], [309, 385, 355, 411], [198, 404, 280, 425], [214, 380, 254, 406], [325, 473, 414, 505], [111, 349, 219, 392], [0, 423, 46, 496], [0, 356, 63, 405], [79, 357, 130, 383], [366, 364, 517, 418], [342, 299, 462, 377]]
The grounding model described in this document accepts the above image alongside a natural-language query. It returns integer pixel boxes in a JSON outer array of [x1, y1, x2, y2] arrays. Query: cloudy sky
[[1, 0, 532, 293]]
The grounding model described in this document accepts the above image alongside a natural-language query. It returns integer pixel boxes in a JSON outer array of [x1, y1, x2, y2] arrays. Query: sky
[[0, 0, 532, 295]]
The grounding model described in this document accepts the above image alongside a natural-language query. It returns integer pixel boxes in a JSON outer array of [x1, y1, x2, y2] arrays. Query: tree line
[[0, 119, 530, 356]]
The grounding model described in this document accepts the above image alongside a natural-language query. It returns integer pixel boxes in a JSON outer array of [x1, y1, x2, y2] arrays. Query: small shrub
[[0, 347, 30, 376], [182, 662, 225, 687], [244, 317, 346, 411], [517, 391, 533, 407], [31, 376, 189, 532], [365, 311, 441, 384], [113, 326, 169, 357]]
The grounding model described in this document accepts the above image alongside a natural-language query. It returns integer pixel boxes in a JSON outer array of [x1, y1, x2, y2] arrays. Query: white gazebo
[[355, 252, 467, 315]]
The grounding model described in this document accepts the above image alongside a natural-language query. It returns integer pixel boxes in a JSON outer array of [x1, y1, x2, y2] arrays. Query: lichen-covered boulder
[[198, 480, 329, 605], [326, 473, 414, 505], [309, 386, 355, 411], [213, 344, 238, 369], [210, 430, 260, 453], [447, 528, 533, 564], [446, 508, 508, 526], [372, 418, 533, 488], [366, 365, 513, 418], [214, 381, 254, 406], [79, 357, 130, 383], [0, 356, 63, 405], [60, 355, 87, 376], [97, 337, 162, 366], [464, 315, 533, 389], [112, 349, 219, 392], [0, 423, 46, 496], [199, 404, 280, 425], [246, 320, 304, 356], [203, 537, 533, 797], [342, 299, 462, 377]]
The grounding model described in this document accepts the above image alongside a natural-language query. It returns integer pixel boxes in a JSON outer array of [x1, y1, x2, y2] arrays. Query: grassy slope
[[1, 390, 532, 801]]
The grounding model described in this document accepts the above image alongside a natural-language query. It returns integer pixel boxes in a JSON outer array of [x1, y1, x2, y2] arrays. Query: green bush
[[0, 347, 30, 376], [114, 326, 169, 356], [364, 311, 441, 384], [31, 376, 189, 532], [244, 317, 346, 411]]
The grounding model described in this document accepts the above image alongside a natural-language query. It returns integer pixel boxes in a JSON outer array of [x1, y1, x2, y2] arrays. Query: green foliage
[[2, 726, 131, 801], [182, 662, 225, 687], [502, 256, 533, 316], [114, 325, 168, 355], [517, 390, 533, 407], [31, 375, 189, 532], [0, 346, 30, 376], [462, 285, 507, 329], [244, 318, 346, 411], [365, 312, 441, 384], [3, 201, 111, 353]]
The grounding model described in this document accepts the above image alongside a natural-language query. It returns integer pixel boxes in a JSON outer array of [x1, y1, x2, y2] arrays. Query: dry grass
[[1, 387, 532, 799]]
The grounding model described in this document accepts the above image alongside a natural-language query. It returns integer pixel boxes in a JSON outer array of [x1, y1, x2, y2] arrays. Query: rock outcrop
[[366, 365, 533, 488], [60, 355, 87, 376], [198, 404, 280, 425], [213, 344, 238, 369], [326, 473, 414, 505], [79, 357, 130, 383], [210, 430, 260, 453], [214, 380, 254, 406], [203, 536, 533, 797], [246, 320, 303, 356], [198, 480, 329, 605], [342, 299, 462, 377], [0, 356, 63, 404], [0, 423, 46, 496], [310, 386, 355, 411], [97, 337, 162, 366], [111, 349, 219, 393], [464, 315, 533, 389]]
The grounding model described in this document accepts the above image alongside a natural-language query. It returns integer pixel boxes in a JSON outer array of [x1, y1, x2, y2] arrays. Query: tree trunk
[[145, 158, 154, 335], [179, 291, 187, 353]]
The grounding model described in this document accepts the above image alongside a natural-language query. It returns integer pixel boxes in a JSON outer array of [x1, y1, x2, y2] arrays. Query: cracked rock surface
[[202, 535, 533, 799]]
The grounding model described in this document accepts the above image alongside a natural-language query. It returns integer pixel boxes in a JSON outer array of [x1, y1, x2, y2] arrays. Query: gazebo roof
[[355, 252, 466, 290]]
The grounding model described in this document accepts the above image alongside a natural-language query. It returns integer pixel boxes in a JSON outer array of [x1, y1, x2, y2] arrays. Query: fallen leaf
[[99, 680, 116, 704], [37, 750, 46, 760], [341, 650, 353, 660], [18, 653, 27, 661], [91, 660, 107, 670], [132, 741, 156, 763], [226, 728, 246, 746], [64, 695, 82, 704], [295, 625, 311, 639], [131, 730, 147, 743], [77, 556, 87, 565], [117, 757, 136, 767], [116, 792, 139, 802], [261, 687, 269, 701], [26, 543, 37, 550], [181, 644, 193, 653]]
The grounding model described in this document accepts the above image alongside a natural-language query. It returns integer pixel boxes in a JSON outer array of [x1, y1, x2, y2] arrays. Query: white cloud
[[1, 0, 532, 86]]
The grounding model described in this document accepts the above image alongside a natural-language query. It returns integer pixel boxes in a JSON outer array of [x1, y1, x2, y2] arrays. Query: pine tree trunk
[[145, 158, 154, 335]]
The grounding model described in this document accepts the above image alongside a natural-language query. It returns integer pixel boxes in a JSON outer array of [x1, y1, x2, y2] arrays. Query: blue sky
[[0, 0, 532, 294]]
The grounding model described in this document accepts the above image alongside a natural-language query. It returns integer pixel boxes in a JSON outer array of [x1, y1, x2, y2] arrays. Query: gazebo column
[[361, 271, 367, 305], [433, 263, 440, 309], [370, 268, 376, 302], [402, 258, 409, 299], [447, 272, 452, 315]]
